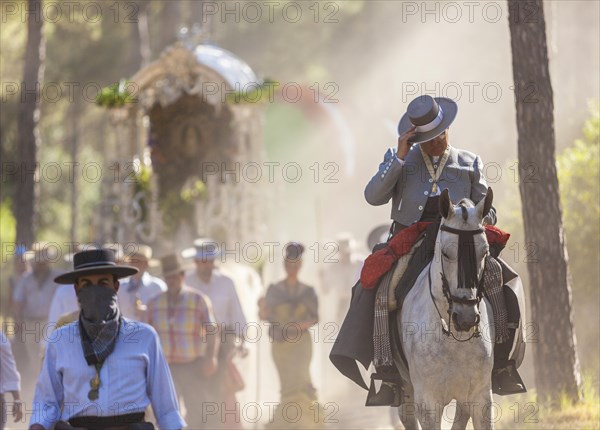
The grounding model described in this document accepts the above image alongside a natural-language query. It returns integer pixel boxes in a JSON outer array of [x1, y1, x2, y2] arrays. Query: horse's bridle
[[428, 224, 487, 342]]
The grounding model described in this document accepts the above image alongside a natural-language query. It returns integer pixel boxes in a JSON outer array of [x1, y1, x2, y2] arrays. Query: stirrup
[[492, 360, 527, 395], [365, 373, 404, 407]]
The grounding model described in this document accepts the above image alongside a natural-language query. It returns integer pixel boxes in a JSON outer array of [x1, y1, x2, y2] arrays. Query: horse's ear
[[476, 187, 494, 220], [439, 188, 454, 219]]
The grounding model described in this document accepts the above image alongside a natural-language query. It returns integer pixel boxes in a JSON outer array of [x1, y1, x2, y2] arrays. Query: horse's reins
[[428, 224, 487, 342]]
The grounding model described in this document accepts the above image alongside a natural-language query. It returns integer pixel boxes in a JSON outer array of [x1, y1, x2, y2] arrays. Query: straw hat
[[160, 254, 188, 277]]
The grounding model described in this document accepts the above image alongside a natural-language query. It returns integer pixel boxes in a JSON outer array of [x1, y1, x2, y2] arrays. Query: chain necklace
[[420, 144, 451, 194]]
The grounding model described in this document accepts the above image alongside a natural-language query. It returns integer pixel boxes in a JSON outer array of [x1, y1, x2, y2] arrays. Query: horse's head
[[436, 188, 493, 332]]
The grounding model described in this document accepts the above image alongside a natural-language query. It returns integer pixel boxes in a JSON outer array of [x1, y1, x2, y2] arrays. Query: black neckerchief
[[78, 311, 122, 366]]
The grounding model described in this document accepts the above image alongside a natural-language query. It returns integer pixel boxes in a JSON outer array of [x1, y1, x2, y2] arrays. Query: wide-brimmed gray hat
[[181, 238, 221, 261], [54, 249, 138, 284], [397, 95, 458, 144]]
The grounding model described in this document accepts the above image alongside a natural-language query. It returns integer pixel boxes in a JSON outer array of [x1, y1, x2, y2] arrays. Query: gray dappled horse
[[394, 188, 495, 430]]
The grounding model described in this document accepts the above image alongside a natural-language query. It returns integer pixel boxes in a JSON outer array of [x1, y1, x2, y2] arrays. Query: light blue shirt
[[31, 318, 185, 430]]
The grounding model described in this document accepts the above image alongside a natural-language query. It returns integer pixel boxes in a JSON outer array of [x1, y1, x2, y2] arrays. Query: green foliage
[[556, 102, 600, 295], [96, 80, 136, 108], [133, 163, 153, 194], [581, 100, 600, 144], [0, 200, 17, 261], [496, 373, 599, 428], [1, 0, 135, 248], [158, 178, 207, 235], [0, 200, 17, 313], [180, 177, 207, 203]]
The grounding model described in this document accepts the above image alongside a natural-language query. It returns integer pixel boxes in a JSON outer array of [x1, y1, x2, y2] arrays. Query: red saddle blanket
[[360, 222, 511, 290]]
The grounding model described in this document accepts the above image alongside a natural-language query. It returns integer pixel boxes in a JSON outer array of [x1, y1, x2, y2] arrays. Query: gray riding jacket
[[364, 145, 497, 226]]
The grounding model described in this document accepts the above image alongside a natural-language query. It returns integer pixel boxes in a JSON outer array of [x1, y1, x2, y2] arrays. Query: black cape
[[328, 280, 375, 389], [329, 222, 440, 389]]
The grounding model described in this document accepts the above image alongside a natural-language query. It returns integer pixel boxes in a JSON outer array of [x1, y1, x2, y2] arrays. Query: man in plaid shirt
[[145, 254, 218, 429]]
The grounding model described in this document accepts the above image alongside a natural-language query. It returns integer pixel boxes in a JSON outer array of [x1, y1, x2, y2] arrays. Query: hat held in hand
[[397, 95, 457, 145]]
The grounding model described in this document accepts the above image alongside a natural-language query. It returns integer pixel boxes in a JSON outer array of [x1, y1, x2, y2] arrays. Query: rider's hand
[[397, 125, 418, 160]]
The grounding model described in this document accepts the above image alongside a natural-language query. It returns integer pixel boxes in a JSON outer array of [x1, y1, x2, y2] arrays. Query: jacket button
[[424, 191, 429, 195], [429, 178, 433, 183], [418, 205, 424, 210]]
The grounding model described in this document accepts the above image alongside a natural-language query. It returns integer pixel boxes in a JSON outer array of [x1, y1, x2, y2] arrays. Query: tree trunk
[[156, 1, 181, 52], [507, 0, 582, 402], [131, 1, 152, 69], [188, 0, 211, 36], [15, 0, 45, 248], [69, 102, 79, 244]]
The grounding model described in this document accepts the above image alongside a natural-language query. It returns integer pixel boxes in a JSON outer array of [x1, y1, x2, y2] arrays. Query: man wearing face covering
[[29, 249, 185, 430]]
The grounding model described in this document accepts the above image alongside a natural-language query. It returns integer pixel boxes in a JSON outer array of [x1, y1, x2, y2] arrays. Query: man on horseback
[[331, 95, 525, 408]]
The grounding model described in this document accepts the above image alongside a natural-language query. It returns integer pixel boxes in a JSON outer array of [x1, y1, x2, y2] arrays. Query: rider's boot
[[365, 366, 403, 407], [492, 329, 526, 395]]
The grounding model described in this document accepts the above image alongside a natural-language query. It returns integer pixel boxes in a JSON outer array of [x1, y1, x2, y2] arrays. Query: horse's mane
[[442, 197, 482, 289], [456, 199, 475, 222]]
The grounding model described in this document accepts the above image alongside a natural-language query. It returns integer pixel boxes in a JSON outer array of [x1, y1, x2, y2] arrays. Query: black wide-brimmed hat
[[397, 95, 458, 144], [54, 249, 138, 284]]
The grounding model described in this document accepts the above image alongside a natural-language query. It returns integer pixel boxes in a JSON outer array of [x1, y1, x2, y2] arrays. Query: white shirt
[[13, 269, 63, 320], [47, 285, 79, 330], [44, 285, 80, 348], [118, 272, 167, 319], [185, 269, 247, 335], [0, 331, 21, 393], [31, 319, 185, 430]]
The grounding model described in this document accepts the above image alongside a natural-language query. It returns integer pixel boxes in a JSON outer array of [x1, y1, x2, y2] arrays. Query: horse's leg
[[450, 401, 471, 430], [415, 393, 443, 430], [397, 384, 419, 430], [470, 390, 494, 430]]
